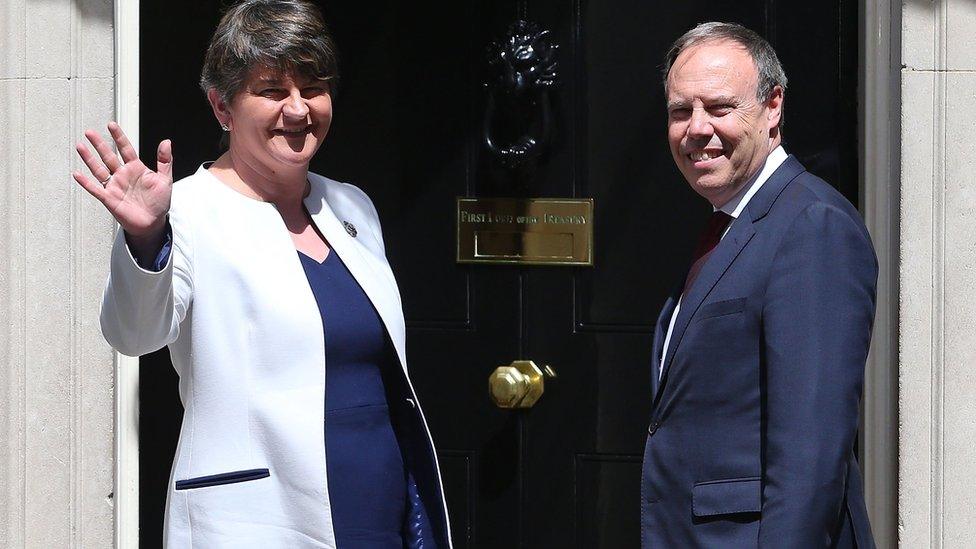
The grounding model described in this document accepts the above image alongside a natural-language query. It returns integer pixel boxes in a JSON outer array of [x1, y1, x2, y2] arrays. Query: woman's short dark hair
[[200, 0, 339, 103]]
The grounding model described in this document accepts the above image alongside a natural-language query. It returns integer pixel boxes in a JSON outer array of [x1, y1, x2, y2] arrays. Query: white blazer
[[101, 165, 451, 548]]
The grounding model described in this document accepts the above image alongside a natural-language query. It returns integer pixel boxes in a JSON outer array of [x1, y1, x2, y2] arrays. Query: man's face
[[666, 40, 782, 207]]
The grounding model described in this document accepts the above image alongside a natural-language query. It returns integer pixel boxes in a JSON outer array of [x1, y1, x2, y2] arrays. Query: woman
[[73, 1, 450, 547]]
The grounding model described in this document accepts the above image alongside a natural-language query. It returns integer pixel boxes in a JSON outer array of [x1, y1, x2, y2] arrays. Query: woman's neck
[[209, 150, 309, 209]]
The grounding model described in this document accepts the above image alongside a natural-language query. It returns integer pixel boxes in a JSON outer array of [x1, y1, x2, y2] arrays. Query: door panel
[[575, 455, 642, 546], [139, 1, 857, 547]]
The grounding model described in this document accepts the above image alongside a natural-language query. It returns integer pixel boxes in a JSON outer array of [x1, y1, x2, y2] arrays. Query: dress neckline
[[298, 249, 335, 267]]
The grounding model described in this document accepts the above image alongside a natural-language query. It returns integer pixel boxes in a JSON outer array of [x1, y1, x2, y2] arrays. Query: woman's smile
[[272, 125, 313, 137]]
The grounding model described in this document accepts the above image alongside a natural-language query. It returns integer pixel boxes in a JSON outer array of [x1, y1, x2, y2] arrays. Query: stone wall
[[0, 0, 117, 546], [899, 0, 976, 546]]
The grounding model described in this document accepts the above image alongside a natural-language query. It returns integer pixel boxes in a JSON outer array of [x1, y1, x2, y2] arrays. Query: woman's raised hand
[[73, 122, 173, 252]]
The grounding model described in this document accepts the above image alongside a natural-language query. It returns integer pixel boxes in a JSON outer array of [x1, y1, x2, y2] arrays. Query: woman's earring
[[220, 123, 230, 132]]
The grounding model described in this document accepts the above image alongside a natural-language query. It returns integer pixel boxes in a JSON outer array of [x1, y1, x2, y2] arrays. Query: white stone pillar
[[0, 0, 117, 547], [900, 0, 976, 546]]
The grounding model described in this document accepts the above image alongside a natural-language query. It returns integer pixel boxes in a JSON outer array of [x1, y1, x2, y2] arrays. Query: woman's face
[[226, 66, 333, 171]]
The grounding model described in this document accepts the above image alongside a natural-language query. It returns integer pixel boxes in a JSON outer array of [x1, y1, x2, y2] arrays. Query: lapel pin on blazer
[[342, 221, 358, 238]]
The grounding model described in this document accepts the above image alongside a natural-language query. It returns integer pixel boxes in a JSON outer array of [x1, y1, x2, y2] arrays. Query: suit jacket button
[[647, 421, 659, 436]]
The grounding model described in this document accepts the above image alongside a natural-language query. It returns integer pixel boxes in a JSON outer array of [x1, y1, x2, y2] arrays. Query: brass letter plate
[[456, 198, 593, 266]]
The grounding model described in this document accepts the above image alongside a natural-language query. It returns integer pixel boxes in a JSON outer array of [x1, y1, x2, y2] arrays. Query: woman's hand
[[73, 122, 173, 260]]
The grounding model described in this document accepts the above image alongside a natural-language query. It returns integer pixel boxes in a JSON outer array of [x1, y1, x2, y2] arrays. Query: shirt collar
[[715, 145, 788, 219]]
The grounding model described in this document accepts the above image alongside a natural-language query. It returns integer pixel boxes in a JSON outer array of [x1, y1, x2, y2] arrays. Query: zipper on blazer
[[175, 468, 270, 490]]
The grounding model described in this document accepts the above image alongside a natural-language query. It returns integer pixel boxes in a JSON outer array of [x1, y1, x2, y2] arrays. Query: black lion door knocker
[[484, 20, 559, 171]]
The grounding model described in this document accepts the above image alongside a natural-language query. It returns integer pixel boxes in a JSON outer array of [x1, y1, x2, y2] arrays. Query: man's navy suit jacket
[[641, 156, 877, 548]]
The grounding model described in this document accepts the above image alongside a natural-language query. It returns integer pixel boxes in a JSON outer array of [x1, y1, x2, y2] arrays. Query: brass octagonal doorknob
[[488, 360, 556, 409]]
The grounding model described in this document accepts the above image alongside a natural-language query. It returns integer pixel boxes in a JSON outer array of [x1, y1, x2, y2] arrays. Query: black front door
[[140, 1, 857, 547]]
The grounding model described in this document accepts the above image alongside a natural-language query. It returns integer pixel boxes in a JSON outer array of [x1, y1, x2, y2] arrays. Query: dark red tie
[[683, 211, 734, 293]]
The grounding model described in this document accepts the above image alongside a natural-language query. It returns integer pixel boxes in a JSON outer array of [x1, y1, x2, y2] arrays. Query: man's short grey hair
[[663, 22, 787, 126], [199, 0, 339, 104]]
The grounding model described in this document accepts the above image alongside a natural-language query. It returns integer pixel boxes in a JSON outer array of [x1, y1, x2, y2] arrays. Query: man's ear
[[206, 88, 232, 130], [765, 85, 784, 129]]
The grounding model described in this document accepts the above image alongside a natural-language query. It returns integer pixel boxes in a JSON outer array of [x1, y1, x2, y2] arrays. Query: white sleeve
[[99, 213, 193, 357]]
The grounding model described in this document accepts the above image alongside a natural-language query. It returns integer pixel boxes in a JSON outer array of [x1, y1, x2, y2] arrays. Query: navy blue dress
[[299, 250, 406, 548]]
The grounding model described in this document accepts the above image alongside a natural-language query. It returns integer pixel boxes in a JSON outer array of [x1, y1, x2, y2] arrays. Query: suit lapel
[[742, 155, 805, 223], [652, 155, 807, 403], [656, 218, 755, 390], [303, 181, 408, 370]]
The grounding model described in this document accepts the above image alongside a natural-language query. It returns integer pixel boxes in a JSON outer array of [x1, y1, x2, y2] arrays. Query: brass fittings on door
[[488, 360, 557, 409]]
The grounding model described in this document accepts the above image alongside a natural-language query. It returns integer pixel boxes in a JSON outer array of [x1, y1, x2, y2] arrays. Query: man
[[641, 22, 877, 547]]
